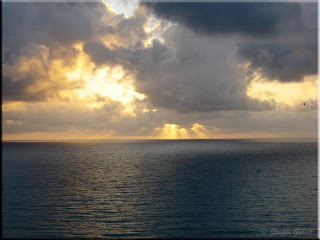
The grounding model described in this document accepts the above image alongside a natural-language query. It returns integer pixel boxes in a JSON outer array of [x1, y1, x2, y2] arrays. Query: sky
[[2, 1, 318, 140]]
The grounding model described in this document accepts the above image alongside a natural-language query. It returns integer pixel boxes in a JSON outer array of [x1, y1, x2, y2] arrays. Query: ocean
[[2, 139, 318, 238]]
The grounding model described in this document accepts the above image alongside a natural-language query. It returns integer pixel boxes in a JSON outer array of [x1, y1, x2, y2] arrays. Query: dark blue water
[[2, 139, 318, 238]]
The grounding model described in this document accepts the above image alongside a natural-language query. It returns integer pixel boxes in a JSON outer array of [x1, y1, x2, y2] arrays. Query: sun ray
[[153, 123, 212, 139]]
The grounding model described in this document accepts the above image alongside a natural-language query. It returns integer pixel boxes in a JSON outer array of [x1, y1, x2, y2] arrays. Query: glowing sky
[[2, 1, 318, 140]]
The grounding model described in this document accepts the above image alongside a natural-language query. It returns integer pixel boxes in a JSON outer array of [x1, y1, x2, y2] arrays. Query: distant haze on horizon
[[2, 1, 318, 140]]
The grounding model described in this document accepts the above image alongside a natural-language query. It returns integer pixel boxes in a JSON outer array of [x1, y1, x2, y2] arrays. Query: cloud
[[108, 6, 149, 47], [237, 3, 317, 83], [144, 2, 317, 83], [3, 43, 84, 102], [143, 2, 303, 36], [3, 2, 106, 59], [84, 25, 275, 113], [3, 99, 124, 134], [3, 2, 107, 102], [82, 41, 118, 66], [212, 110, 317, 138], [3, 2, 151, 103], [2, 2, 317, 139], [238, 40, 317, 82], [3, 100, 316, 139]]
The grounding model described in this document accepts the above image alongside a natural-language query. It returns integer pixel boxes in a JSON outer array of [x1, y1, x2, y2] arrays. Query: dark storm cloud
[[144, 2, 317, 83], [237, 3, 317, 82], [238, 41, 317, 82], [143, 2, 303, 36]]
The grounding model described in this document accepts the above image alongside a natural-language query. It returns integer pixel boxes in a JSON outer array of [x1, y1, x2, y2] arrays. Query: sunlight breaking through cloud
[[154, 123, 212, 139]]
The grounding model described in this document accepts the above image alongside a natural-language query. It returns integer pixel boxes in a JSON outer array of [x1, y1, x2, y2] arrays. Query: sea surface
[[2, 139, 318, 238]]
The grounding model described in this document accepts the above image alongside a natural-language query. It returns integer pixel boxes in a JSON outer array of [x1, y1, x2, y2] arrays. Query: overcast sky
[[2, 1, 318, 140]]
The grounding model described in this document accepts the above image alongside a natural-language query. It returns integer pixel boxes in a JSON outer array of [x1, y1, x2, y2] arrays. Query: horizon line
[[2, 137, 318, 143]]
